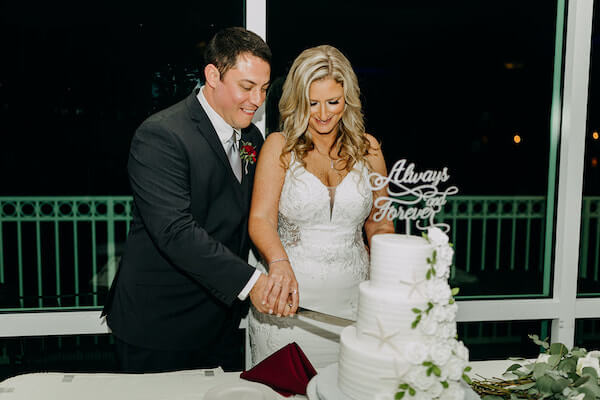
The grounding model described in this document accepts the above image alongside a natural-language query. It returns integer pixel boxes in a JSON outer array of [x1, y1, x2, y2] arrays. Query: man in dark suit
[[102, 27, 296, 373]]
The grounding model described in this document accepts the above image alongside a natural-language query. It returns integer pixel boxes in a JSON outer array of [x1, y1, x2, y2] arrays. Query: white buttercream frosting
[[337, 229, 469, 400]]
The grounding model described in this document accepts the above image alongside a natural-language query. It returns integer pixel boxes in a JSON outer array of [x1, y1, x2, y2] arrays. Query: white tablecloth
[[0, 360, 516, 400], [0, 368, 291, 400]]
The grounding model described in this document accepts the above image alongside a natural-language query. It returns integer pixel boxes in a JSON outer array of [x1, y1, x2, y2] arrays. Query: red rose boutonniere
[[239, 140, 257, 174]]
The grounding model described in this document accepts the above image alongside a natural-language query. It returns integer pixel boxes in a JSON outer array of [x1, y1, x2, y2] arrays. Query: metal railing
[[441, 196, 547, 273], [0, 197, 132, 310], [580, 197, 600, 283], [0, 195, 599, 311]]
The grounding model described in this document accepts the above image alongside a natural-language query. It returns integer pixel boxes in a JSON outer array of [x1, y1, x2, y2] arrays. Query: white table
[[0, 367, 292, 400], [0, 360, 516, 400]]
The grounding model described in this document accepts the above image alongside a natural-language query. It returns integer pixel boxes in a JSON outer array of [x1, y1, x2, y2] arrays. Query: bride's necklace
[[314, 146, 337, 169]]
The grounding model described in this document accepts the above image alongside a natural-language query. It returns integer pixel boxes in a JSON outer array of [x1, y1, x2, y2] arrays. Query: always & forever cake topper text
[[368, 159, 459, 232]]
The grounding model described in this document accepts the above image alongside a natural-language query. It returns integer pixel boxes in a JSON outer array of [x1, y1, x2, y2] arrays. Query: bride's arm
[[249, 132, 299, 317], [364, 133, 395, 246]]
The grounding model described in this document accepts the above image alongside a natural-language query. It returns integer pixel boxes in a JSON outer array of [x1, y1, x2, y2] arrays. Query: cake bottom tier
[[339, 326, 468, 400], [338, 326, 409, 400]]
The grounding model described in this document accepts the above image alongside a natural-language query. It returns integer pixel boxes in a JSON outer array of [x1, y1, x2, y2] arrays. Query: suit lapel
[[186, 92, 245, 203], [240, 131, 255, 206], [239, 131, 255, 255]]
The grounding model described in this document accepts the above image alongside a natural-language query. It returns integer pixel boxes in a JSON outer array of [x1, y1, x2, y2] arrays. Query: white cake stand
[[307, 363, 480, 400], [306, 363, 352, 400]]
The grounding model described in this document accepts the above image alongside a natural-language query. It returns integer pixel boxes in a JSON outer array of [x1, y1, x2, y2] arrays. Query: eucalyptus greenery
[[471, 335, 600, 400]]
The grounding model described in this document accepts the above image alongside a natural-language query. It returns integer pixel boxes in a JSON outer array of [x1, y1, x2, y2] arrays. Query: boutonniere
[[239, 140, 257, 174]]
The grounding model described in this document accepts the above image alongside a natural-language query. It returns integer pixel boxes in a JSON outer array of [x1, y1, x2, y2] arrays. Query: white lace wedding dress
[[248, 156, 372, 368]]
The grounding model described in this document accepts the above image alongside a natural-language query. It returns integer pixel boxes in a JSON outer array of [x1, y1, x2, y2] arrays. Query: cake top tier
[[369, 234, 435, 290], [371, 233, 431, 249]]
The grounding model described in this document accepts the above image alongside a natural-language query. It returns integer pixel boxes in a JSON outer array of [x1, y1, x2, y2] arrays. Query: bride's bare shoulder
[[260, 132, 290, 164], [264, 131, 286, 147]]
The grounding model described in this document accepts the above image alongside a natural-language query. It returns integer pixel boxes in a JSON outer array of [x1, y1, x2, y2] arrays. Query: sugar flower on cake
[[406, 366, 436, 390], [424, 280, 452, 304], [435, 246, 454, 273], [431, 303, 458, 322], [404, 341, 429, 364], [433, 259, 451, 279], [444, 357, 467, 381], [452, 340, 469, 361], [419, 315, 439, 336], [427, 227, 449, 246], [440, 381, 465, 400], [437, 322, 457, 340], [428, 381, 444, 398], [409, 390, 435, 400], [436, 364, 449, 382], [430, 342, 452, 366], [425, 226, 454, 279]]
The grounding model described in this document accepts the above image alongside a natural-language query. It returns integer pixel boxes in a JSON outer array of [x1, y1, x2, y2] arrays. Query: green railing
[[0, 195, 599, 311], [580, 197, 600, 282], [0, 197, 132, 310], [440, 196, 547, 274]]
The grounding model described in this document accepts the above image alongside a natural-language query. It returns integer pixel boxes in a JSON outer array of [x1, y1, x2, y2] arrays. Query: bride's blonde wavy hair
[[278, 45, 371, 171]]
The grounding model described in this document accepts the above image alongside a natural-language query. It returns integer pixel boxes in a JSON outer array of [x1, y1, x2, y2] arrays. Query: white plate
[[204, 381, 278, 400]]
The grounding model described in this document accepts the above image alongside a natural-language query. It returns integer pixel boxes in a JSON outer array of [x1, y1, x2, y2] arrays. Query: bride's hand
[[264, 261, 299, 317]]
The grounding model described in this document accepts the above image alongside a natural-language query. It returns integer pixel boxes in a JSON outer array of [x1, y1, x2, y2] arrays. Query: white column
[[244, 0, 268, 369], [551, 0, 594, 347], [246, 0, 267, 138]]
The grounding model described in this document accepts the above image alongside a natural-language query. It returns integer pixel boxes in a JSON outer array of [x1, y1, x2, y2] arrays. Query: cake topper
[[368, 159, 459, 233]]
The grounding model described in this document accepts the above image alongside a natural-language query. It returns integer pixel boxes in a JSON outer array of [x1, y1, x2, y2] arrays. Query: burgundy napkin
[[240, 342, 318, 396]]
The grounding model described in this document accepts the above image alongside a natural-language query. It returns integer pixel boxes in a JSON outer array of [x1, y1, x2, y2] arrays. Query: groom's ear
[[204, 64, 221, 88]]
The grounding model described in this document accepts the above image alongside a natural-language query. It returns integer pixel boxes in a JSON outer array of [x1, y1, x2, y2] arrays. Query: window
[[0, 1, 243, 196], [267, 0, 561, 297]]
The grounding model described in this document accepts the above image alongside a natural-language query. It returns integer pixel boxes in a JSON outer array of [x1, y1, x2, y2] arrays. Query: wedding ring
[[288, 303, 293, 308], [290, 289, 297, 295]]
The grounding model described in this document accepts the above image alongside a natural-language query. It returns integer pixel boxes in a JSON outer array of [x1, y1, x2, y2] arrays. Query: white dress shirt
[[196, 87, 262, 301]]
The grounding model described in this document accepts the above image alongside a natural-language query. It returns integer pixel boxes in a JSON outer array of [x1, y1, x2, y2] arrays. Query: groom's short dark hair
[[204, 27, 272, 79]]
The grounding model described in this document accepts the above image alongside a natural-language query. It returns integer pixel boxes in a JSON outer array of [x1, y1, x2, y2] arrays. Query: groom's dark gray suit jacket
[[103, 89, 264, 351]]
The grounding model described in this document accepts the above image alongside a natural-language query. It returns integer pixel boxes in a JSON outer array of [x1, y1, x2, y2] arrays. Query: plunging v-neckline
[[298, 165, 354, 221], [300, 164, 352, 190]]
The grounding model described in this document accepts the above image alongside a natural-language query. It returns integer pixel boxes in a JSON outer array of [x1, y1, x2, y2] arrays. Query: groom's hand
[[264, 261, 299, 317], [250, 274, 298, 316], [249, 274, 272, 314]]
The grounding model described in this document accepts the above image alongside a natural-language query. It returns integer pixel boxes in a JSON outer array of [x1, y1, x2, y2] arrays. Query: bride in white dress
[[248, 45, 394, 368]]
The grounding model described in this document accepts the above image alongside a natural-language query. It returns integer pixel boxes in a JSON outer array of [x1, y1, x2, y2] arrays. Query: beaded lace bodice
[[275, 157, 373, 319], [248, 156, 373, 367]]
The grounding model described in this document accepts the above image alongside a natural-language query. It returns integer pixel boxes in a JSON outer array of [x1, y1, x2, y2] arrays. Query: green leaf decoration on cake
[[411, 314, 422, 329], [396, 383, 416, 400], [394, 227, 467, 399]]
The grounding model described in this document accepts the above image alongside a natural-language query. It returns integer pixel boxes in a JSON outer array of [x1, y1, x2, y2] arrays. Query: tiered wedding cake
[[337, 227, 469, 399]]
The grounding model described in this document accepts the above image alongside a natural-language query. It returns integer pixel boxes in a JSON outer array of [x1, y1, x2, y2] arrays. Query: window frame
[[0, 0, 596, 351]]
